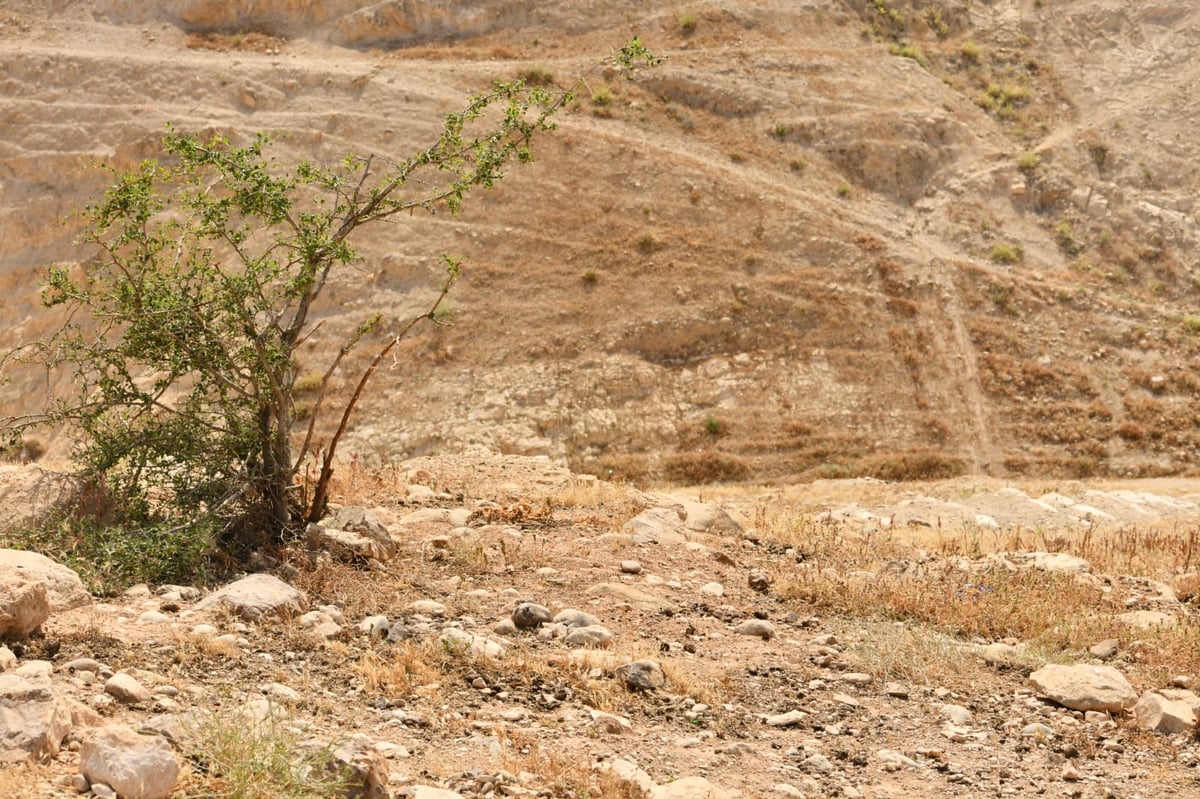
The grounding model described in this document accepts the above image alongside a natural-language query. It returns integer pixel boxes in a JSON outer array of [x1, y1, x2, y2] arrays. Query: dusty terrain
[[3, 3, 1200, 798], [5, 451, 1200, 797], [2, 1, 1200, 483]]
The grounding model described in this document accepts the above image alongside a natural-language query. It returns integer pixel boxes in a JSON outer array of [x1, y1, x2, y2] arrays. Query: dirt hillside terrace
[[2, 0, 1200, 485]]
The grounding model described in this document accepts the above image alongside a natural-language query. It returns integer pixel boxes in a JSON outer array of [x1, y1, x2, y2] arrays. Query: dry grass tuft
[[496, 730, 648, 798]]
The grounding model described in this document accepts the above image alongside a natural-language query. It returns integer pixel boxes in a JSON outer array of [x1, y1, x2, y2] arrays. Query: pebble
[[104, 673, 152, 705], [699, 582, 724, 597], [619, 560, 643, 574], [766, 710, 808, 727]]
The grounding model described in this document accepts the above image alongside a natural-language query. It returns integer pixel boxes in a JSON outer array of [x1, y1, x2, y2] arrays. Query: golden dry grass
[[754, 508, 1200, 685]]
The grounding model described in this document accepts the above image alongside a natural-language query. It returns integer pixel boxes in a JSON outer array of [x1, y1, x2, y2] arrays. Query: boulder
[[1134, 688, 1200, 735], [1029, 664, 1137, 712], [0, 571, 49, 640], [194, 574, 306, 621], [305, 524, 389, 563], [0, 662, 71, 763], [0, 467, 84, 534], [79, 724, 180, 799], [0, 549, 90, 611], [678, 500, 744, 536]]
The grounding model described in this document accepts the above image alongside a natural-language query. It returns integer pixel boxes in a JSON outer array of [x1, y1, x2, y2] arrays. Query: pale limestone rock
[[649, 776, 732, 798], [79, 724, 180, 799], [406, 599, 447, 618], [621, 507, 686, 543], [1134, 688, 1200, 734], [0, 549, 90, 611], [603, 757, 655, 793], [438, 629, 504, 659], [586, 582, 673, 612], [410, 787, 465, 799], [104, 673, 152, 705], [1117, 610, 1176, 630], [765, 710, 808, 727], [1029, 664, 1137, 712], [1031, 552, 1091, 572], [0, 468, 85, 537], [590, 709, 632, 734], [734, 619, 775, 640], [0, 571, 48, 640], [306, 524, 389, 563], [0, 663, 71, 763], [678, 499, 744, 535], [194, 574, 306, 621]]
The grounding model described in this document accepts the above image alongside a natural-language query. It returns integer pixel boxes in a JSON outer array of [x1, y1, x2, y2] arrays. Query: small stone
[[803, 753, 834, 773], [104, 674, 152, 705], [493, 619, 518, 635], [266, 683, 300, 702], [748, 569, 772, 593], [1134, 688, 1200, 735], [699, 582, 724, 597], [1089, 639, 1119, 659], [841, 673, 872, 686], [194, 574, 306, 621], [773, 785, 804, 798], [1021, 723, 1055, 739], [407, 599, 447, 618], [135, 611, 170, 625], [619, 560, 643, 574], [70, 773, 89, 792], [940, 704, 973, 725], [511, 603, 553, 630], [590, 709, 632, 734], [884, 682, 909, 699], [90, 783, 117, 799], [765, 710, 808, 727], [734, 619, 775, 640]]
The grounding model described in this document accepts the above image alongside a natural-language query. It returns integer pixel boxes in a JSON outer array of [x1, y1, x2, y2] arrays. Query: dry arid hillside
[[2, 0, 1200, 485]]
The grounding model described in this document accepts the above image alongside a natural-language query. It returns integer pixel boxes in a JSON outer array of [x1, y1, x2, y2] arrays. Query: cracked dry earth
[[6, 450, 1200, 799]]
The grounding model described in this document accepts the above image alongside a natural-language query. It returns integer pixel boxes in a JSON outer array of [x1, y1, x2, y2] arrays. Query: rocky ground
[[3, 451, 1200, 798]]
